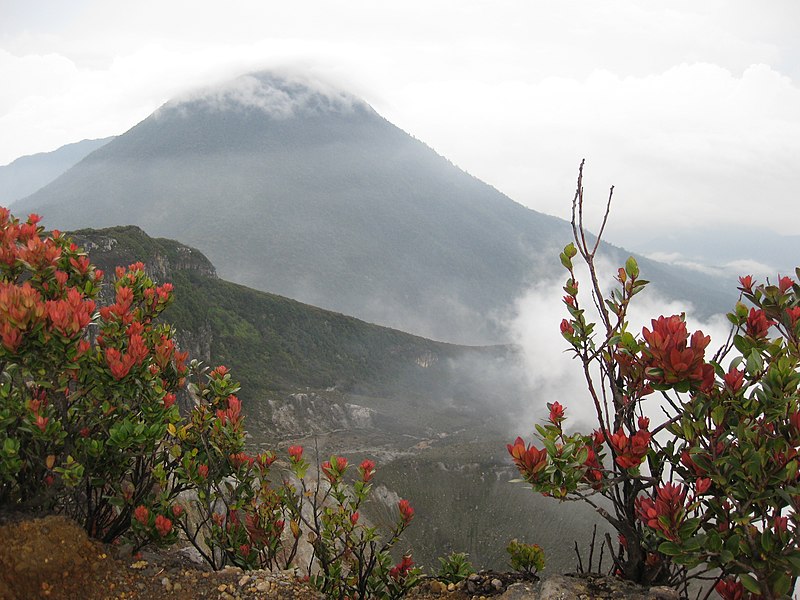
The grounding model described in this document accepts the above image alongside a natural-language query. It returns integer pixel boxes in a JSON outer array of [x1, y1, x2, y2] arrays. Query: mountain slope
[[1, 137, 114, 206], [18, 72, 732, 343], [71, 224, 595, 571]]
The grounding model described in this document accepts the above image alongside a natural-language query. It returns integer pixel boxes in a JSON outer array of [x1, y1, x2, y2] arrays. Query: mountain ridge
[[16, 71, 732, 344]]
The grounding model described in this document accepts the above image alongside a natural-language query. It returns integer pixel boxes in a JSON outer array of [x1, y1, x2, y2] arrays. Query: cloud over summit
[[158, 71, 370, 120]]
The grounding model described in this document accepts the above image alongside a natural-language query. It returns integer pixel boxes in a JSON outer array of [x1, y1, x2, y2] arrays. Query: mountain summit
[[17, 71, 728, 343]]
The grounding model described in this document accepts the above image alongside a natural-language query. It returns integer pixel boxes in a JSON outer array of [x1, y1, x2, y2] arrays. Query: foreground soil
[[0, 514, 512, 600], [0, 515, 681, 600]]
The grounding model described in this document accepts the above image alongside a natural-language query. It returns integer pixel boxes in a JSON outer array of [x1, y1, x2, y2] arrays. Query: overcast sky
[[2, 0, 799, 251]]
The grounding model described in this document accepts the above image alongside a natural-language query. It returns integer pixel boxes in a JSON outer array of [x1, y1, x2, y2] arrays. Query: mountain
[[0, 137, 114, 206], [16, 72, 732, 344], [622, 226, 800, 279], [72, 224, 604, 571]]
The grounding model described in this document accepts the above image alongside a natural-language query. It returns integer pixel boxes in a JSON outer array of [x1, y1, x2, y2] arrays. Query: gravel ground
[[0, 514, 532, 600]]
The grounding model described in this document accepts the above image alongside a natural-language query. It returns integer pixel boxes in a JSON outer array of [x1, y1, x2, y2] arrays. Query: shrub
[[506, 539, 545, 577], [0, 207, 419, 599], [437, 551, 475, 583], [507, 163, 800, 598], [0, 209, 194, 541]]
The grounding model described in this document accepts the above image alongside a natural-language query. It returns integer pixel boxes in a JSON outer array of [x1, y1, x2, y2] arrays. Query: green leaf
[[773, 573, 791, 597], [624, 256, 639, 279], [564, 243, 577, 259], [745, 350, 764, 375], [658, 541, 682, 556], [738, 573, 760, 595]]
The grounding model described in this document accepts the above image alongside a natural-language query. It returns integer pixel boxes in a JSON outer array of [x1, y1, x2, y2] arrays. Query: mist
[[504, 252, 735, 435]]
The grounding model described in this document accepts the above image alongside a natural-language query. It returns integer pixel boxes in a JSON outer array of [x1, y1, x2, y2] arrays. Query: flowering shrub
[[507, 164, 800, 598], [0, 208, 419, 600], [0, 208, 192, 542], [281, 449, 421, 599]]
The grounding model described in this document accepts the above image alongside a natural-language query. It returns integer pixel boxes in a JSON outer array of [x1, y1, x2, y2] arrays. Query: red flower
[[637, 416, 650, 431], [610, 428, 650, 470], [695, 477, 711, 495], [548, 402, 565, 425], [321, 455, 348, 483], [635, 483, 687, 542], [171, 504, 184, 518], [163, 393, 176, 408], [34, 413, 49, 432], [216, 395, 242, 427], [229, 452, 254, 469], [155, 515, 172, 536], [715, 578, 746, 600], [723, 368, 745, 393], [778, 276, 794, 293], [350, 512, 359, 525], [582, 446, 603, 487], [134, 505, 149, 525], [738, 275, 754, 293], [641, 315, 711, 389], [210, 365, 229, 379], [197, 464, 209, 479], [398, 499, 414, 524], [288, 445, 304, 461], [560, 319, 574, 337], [507, 436, 548, 480], [745, 308, 774, 340], [359, 459, 376, 482], [389, 555, 414, 581], [774, 515, 789, 536]]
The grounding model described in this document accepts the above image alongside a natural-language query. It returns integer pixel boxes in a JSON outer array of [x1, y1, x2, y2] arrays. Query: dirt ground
[[0, 514, 523, 600]]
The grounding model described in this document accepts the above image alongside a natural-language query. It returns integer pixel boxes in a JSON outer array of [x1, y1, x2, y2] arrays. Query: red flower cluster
[[609, 427, 651, 470], [641, 315, 713, 390], [715, 578, 748, 600], [389, 555, 414, 581], [216, 395, 242, 427], [745, 308, 774, 340], [229, 452, 254, 469], [154, 514, 172, 536], [0, 282, 46, 351], [635, 483, 688, 542], [46, 287, 95, 337], [398, 499, 414, 524], [134, 505, 149, 525], [507, 436, 548, 481], [288, 445, 304, 461], [548, 401, 565, 425], [321, 455, 348, 483], [359, 459, 376, 482]]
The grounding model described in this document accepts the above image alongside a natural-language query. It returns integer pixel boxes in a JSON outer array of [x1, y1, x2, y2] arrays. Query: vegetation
[[0, 209, 418, 599], [436, 551, 475, 583], [69, 225, 504, 401], [506, 539, 545, 577], [509, 162, 800, 599]]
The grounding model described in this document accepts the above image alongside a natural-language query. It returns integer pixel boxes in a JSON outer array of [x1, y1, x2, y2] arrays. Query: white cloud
[[1, 0, 799, 244], [505, 256, 733, 434], [160, 70, 366, 120]]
